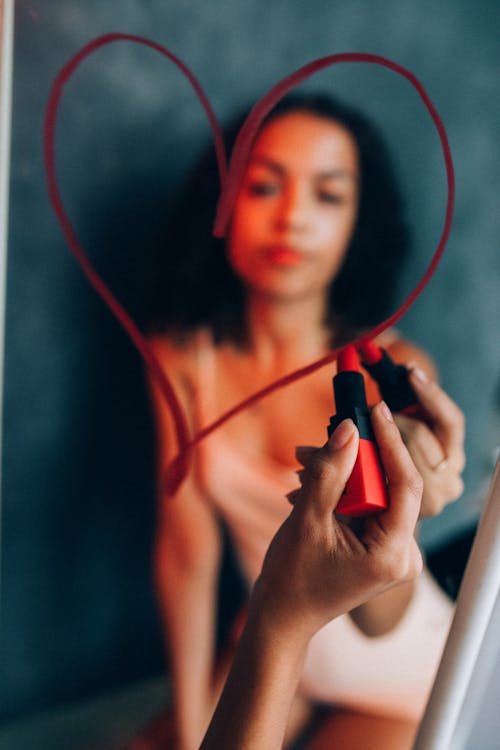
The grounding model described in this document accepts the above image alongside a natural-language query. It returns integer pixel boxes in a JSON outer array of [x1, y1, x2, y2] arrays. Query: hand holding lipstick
[[260, 405, 424, 637], [394, 367, 465, 518], [201, 407, 423, 750], [358, 341, 465, 518]]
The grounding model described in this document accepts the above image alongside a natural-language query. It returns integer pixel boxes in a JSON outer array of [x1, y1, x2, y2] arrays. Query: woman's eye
[[318, 191, 345, 205], [247, 181, 279, 197]]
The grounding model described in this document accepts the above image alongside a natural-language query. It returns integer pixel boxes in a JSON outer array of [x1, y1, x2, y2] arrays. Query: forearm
[[155, 540, 220, 748], [201, 602, 308, 750], [350, 579, 415, 636], [165, 584, 217, 737]]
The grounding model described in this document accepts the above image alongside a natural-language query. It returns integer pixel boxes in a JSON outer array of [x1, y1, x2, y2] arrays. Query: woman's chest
[[209, 357, 381, 469]]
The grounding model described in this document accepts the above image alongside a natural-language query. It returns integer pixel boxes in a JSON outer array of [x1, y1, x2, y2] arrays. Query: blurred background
[[1, 0, 499, 746]]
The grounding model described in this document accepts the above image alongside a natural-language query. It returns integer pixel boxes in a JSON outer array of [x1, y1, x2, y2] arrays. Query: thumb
[[298, 419, 359, 519]]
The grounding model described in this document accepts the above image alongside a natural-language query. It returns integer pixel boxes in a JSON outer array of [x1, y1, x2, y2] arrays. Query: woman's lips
[[263, 246, 304, 266]]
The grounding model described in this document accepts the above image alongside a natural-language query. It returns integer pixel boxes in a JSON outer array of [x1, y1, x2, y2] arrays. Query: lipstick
[[264, 246, 303, 267], [358, 341, 426, 421], [328, 346, 388, 516]]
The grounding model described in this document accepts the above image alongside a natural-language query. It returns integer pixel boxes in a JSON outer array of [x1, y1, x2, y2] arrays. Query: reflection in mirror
[[1, 2, 499, 749]]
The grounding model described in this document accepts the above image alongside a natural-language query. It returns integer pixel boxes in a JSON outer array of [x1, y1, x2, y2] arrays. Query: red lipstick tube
[[358, 341, 426, 421], [328, 346, 388, 516]]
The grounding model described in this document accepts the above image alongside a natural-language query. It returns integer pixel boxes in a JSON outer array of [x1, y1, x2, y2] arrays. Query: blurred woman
[[147, 93, 465, 748]]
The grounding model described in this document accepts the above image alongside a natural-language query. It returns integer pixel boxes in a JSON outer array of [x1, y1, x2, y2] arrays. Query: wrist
[[247, 579, 314, 656], [201, 581, 311, 750]]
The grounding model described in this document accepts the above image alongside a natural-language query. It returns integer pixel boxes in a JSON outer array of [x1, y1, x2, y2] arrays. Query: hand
[[251, 403, 423, 644], [394, 367, 465, 518]]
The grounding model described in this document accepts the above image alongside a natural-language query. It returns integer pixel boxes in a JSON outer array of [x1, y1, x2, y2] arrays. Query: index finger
[[297, 420, 359, 520], [369, 402, 423, 540]]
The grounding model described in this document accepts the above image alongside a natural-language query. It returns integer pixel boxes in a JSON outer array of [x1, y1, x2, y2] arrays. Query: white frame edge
[[0, 0, 15, 593], [414, 455, 500, 749]]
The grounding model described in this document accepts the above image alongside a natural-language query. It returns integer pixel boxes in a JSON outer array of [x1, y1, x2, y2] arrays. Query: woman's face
[[228, 111, 360, 303]]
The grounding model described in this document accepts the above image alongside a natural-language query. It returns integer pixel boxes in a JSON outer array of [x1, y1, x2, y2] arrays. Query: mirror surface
[[1, 1, 499, 746]]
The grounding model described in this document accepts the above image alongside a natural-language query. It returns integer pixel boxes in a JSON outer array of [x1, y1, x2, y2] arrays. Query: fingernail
[[329, 419, 356, 449], [410, 367, 429, 385], [379, 400, 394, 422]]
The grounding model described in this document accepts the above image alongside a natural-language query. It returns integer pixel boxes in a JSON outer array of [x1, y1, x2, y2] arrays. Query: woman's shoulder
[[147, 327, 215, 390], [148, 329, 197, 363], [375, 329, 437, 379]]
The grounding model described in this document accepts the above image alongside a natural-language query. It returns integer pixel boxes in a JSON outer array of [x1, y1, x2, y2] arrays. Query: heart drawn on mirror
[[44, 33, 454, 494]]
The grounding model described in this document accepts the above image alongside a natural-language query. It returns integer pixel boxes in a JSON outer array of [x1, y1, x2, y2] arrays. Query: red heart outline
[[44, 33, 454, 495]]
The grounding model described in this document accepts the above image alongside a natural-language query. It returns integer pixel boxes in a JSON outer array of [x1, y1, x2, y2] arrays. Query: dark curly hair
[[148, 92, 410, 346]]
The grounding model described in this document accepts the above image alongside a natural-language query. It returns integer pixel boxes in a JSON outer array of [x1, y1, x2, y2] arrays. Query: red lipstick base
[[337, 438, 388, 516]]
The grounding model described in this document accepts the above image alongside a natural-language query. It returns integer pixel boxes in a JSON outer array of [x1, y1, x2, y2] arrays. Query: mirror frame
[[0, 0, 14, 549]]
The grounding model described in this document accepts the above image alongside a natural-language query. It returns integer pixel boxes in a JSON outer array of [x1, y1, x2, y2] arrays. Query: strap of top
[[192, 328, 219, 430], [189, 327, 400, 432]]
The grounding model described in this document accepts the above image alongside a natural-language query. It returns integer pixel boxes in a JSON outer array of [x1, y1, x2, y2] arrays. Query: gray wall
[[2, 0, 499, 722]]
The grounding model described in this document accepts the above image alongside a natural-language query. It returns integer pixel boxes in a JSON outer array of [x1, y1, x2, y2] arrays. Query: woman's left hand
[[394, 367, 465, 518]]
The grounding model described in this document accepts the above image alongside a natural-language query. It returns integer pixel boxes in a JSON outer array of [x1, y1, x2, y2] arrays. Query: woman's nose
[[274, 186, 309, 232]]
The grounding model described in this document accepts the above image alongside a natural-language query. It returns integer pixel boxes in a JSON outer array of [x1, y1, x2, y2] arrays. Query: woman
[[147, 93, 465, 748]]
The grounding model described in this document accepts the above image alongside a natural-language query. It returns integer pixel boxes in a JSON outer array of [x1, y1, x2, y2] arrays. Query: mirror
[[1, 2, 499, 747]]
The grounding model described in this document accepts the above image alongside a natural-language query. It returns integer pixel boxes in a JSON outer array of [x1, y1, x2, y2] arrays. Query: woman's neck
[[244, 293, 332, 371]]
